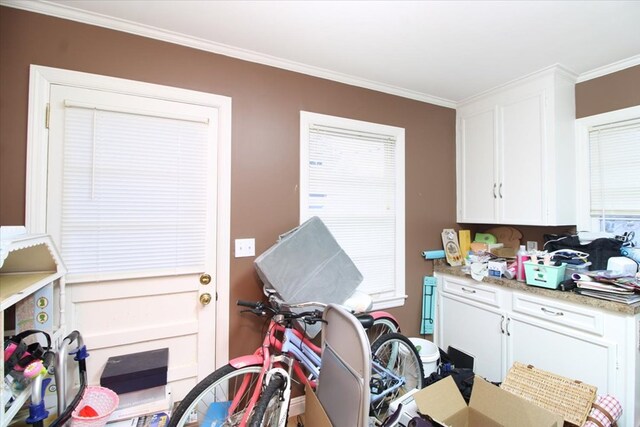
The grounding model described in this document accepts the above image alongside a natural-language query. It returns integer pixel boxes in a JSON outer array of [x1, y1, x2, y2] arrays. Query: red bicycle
[[168, 298, 424, 427]]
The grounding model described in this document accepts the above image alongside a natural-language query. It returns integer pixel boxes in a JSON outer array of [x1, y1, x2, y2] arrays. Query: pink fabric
[[583, 395, 622, 427]]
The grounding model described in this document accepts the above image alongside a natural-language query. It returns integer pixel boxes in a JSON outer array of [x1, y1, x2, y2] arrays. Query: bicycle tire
[[248, 374, 288, 427], [367, 315, 400, 346], [369, 332, 425, 421], [169, 363, 263, 427]]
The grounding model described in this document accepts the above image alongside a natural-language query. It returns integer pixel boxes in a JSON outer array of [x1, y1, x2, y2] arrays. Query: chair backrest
[[316, 303, 371, 427]]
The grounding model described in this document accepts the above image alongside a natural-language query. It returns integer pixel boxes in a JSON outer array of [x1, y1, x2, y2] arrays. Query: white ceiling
[[4, 0, 640, 107]]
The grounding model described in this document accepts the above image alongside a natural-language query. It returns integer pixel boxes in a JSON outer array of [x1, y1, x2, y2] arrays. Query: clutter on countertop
[[572, 270, 640, 304], [428, 227, 640, 313], [484, 226, 523, 252], [433, 259, 640, 315], [543, 233, 632, 271], [441, 229, 464, 266]]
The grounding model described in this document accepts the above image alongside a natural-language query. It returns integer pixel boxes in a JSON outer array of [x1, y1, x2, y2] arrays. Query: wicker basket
[[71, 386, 119, 427], [500, 362, 597, 426]]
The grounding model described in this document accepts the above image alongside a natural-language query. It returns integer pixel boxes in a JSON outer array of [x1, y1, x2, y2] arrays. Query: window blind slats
[[589, 121, 640, 217], [61, 106, 210, 277], [302, 116, 403, 299]]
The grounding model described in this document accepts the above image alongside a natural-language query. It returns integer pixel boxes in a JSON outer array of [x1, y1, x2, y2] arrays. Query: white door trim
[[25, 64, 231, 369]]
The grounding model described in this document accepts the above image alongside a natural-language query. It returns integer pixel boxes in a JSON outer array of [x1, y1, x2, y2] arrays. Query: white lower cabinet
[[435, 273, 639, 427], [440, 292, 505, 382], [507, 313, 617, 396]]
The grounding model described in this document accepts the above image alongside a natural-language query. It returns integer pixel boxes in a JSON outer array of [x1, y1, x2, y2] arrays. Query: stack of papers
[[108, 385, 172, 423], [574, 271, 640, 304]]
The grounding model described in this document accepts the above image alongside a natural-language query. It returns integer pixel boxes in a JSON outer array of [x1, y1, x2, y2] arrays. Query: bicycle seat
[[355, 313, 374, 329]]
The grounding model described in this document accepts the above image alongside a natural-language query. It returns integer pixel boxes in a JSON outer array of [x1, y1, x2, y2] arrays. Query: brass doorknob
[[200, 293, 212, 305], [200, 273, 212, 285]]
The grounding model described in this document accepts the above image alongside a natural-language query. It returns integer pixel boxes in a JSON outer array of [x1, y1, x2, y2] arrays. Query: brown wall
[[576, 65, 640, 118], [0, 7, 456, 357]]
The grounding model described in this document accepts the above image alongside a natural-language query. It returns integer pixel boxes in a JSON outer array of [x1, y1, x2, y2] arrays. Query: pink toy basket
[[70, 386, 119, 427]]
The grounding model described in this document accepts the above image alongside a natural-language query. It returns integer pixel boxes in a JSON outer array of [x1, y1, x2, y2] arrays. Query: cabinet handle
[[499, 183, 503, 199], [541, 307, 564, 316], [461, 287, 476, 294], [493, 183, 497, 199], [500, 315, 505, 334], [506, 317, 511, 336]]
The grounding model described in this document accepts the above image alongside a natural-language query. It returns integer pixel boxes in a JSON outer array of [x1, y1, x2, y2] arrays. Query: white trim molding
[[576, 54, 640, 83], [2, 0, 455, 108], [3, 0, 637, 109], [26, 64, 232, 370]]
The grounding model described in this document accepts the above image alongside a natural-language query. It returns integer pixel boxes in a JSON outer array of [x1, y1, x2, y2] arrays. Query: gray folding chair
[[316, 303, 371, 427]]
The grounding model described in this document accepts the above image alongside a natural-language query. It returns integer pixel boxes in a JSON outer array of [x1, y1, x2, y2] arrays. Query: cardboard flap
[[470, 377, 563, 427], [304, 384, 333, 427], [414, 376, 467, 421]]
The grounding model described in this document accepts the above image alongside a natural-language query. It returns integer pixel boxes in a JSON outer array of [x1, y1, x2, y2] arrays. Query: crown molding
[[457, 64, 578, 107], [576, 54, 640, 83], [0, 0, 457, 108]]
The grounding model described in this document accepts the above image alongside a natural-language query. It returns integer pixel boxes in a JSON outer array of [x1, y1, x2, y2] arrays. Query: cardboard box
[[304, 384, 332, 427], [413, 376, 563, 427]]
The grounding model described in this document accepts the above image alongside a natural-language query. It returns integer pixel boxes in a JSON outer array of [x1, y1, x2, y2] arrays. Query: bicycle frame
[[226, 314, 407, 426], [227, 316, 323, 426]]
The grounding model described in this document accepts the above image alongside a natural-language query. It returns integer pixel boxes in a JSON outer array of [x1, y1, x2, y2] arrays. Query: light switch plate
[[235, 238, 255, 257]]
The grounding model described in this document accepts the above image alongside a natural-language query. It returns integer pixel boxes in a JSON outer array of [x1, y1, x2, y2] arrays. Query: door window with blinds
[[49, 85, 217, 282], [300, 111, 405, 308], [576, 106, 640, 247]]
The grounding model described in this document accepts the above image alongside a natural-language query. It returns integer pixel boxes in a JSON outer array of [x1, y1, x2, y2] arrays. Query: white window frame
[[25, 65, 232, 365], [575, 104, 640, 232], [300, 111, 406, 309]]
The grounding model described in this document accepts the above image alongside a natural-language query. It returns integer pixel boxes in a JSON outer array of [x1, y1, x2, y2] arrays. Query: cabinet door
[[457, 108, 497, 223], [439, 292, 505, 382], [498, 93, 546, 224], [507, 313, 617, 395]]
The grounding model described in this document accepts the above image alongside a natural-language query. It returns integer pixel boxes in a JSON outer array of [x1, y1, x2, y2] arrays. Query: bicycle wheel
[[248, 374, 288, 427], [169, 364, 263, 427], [367, 315, 400, 345], [369, 333, 425, 421]]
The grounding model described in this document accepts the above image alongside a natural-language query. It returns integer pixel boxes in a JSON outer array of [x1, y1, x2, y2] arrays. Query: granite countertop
[[433, 260, 640, 316]]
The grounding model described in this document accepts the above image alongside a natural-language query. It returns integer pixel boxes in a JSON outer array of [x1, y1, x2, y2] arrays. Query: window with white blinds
[[589, 119, 640, 217], [61, 104, 211, 280], [300, 111, 405, 308]]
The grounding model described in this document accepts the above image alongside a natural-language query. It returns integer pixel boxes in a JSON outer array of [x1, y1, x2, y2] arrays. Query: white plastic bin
[[409, 337, 440, 376]]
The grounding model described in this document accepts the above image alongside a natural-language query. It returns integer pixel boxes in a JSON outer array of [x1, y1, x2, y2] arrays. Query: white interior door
[[45, 83, 219, 400]]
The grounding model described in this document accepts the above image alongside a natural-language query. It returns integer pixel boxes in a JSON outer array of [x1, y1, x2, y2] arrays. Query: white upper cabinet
[[456, 66, 577, 225]]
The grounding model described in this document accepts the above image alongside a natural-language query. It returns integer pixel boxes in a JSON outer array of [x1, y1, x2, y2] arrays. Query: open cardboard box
[[303, 376, 563, 427], [414, 376, 564, 427], [304, 384, 332, 427]]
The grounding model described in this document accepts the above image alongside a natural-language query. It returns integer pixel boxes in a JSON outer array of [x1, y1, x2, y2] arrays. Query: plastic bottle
[[516, 245, 529, 282]]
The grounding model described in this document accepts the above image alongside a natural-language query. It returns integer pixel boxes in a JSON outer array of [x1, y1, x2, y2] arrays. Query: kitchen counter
[[433, 260, 640, 316]]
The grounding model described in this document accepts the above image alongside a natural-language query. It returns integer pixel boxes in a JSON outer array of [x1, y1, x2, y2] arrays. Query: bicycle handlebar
[[236, 300, 324, 324], [237, 300, 262, 309]]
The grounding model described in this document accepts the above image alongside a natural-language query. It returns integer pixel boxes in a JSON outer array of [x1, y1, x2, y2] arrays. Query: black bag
[[543, 234, 622, 270]]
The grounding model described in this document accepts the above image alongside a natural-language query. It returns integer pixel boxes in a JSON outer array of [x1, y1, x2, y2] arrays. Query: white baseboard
[[289, 395, 305, 417]]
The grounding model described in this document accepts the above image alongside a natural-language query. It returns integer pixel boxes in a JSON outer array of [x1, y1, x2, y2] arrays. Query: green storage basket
[[523, 261, 567, 289]]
